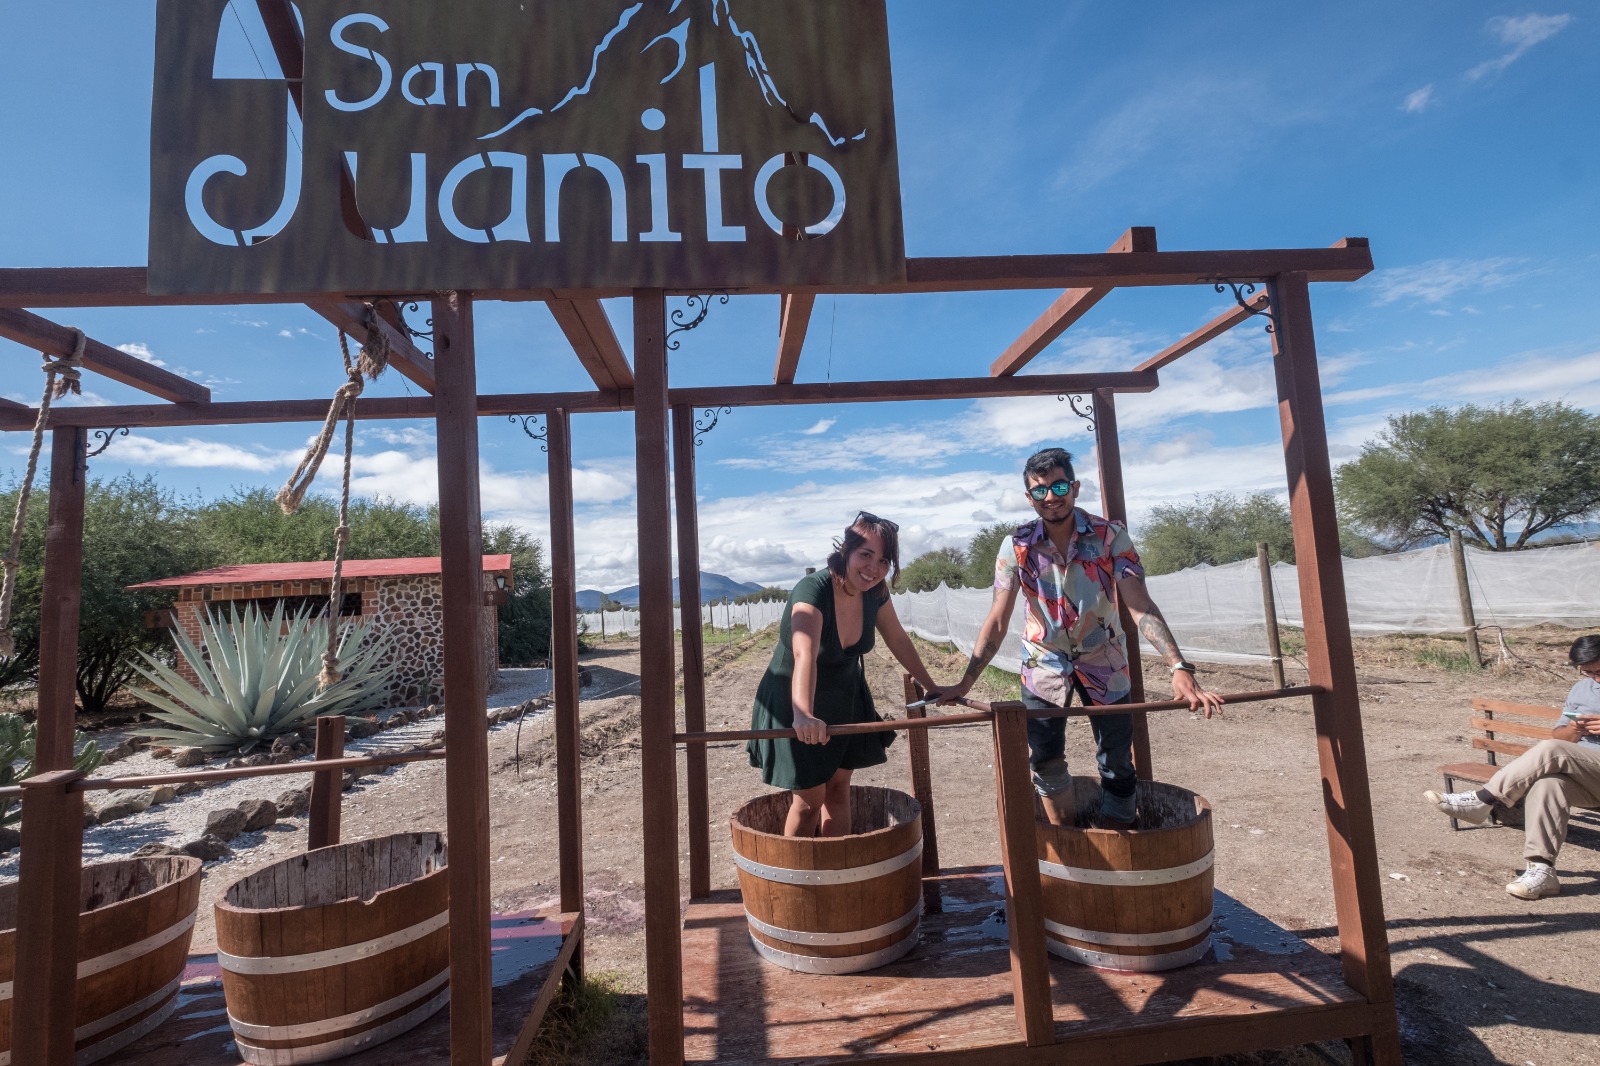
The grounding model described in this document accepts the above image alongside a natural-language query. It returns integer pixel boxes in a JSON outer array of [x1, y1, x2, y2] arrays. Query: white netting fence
[[581, 598, 788, 638], [891, 539, 1600, 669]]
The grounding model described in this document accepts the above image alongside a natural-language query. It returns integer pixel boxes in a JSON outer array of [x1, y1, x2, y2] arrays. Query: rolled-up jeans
[[1020, 683, 1135, 806]]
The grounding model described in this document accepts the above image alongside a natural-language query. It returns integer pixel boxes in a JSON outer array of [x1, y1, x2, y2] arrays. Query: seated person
[[1425, 634, 1600, 900]]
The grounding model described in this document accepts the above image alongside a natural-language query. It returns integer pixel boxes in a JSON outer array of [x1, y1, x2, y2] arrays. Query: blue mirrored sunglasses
[[1028, 480, 1075, 502]]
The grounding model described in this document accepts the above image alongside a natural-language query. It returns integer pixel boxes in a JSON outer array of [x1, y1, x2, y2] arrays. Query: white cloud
[[1368, 257, 1528, 305], [1467, 13, 1573, 80], [278, 329, 294, 338], [800, 418, 836, 435], [116, 342, 165, 367], [1401, 85, 1436, 113], [110, 435, 294, 473]]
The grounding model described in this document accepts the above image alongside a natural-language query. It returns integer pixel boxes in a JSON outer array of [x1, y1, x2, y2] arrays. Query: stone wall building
[[129, 556, 511, 706]]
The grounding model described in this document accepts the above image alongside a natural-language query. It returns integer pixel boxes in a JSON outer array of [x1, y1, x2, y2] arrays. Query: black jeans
[[1021, 682, 1135, 799]]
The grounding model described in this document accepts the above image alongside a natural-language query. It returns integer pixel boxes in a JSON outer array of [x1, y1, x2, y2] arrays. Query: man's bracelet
[[1172, 660, 1197, 674]]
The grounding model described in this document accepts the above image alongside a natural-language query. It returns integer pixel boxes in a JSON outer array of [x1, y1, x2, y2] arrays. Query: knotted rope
[[275, 312, 389, 688], [1, 330, 86, 658]]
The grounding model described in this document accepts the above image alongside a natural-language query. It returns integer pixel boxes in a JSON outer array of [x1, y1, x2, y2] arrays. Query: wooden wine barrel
[[730, 785, 923, 974], [1036, 779, 1215, 972], [0, 855, 202, 1064], [214, 832, 449, 1065]]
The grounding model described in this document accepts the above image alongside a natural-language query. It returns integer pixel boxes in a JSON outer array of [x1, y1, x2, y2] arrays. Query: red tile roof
[[128, 555, 513, 589]]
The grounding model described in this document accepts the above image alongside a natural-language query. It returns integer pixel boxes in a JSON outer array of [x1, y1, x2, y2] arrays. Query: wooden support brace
[[547, 297, 634, 389], [902, 675, 941, 880], [307, 714, 345, 850], [990, 227, 1157, 376], [774, 293, 815, 384], [0, 307, 209, 403], [310, 300, 437, 393], [672, 404, 712, 900], [1134, 289, 1271, 373], [547, 410, 586, 918], [992, 704, 1055, 1046]]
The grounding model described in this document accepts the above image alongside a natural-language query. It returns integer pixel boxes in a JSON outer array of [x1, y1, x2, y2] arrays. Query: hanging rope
[[275, 311, 389, 688], [1, 330, 86, 658]]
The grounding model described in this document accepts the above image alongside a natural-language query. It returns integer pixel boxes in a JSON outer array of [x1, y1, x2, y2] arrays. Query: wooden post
[[901, 675, 941, 878], [34, 426, 87, 771], [308, 714, 345, 850], [1092, 389, 1152, 779], [548, 410, 586, 918], [11, 768, 86, 1066], [1268, 272, 1402, 1064], [635, 290, 685, 1065], [1449, 531, 1483, 668], [671, 403, 712, 901], [432, 291, 493, 1066], [991, 704, 1054, 1046], [1258, 542, 1287, 688]]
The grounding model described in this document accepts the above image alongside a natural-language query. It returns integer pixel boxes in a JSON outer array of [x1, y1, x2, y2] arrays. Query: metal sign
[[149, 0, 905, 294]]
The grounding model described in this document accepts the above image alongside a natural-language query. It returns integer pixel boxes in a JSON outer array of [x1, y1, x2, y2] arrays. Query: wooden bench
[[1438, 697, 1563, 830]]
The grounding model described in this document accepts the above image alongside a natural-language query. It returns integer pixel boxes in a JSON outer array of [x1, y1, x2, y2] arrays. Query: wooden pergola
[[1, 226, 1401, 1064]]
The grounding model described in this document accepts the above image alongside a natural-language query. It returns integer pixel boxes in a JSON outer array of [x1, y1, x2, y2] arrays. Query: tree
[[962, 522, 1014, 590], [0, 480, 47, 690], [1336, 402, 1600, 550], [1137, 493, 1296, 576], [484, 523, 552, 665], [735, 586, 789, 604], [895, 546, 967, 592]]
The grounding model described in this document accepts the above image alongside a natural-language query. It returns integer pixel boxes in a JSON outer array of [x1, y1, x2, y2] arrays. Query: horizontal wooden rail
[[676, 686, 1322, 744], [66, 748, 445, 792]]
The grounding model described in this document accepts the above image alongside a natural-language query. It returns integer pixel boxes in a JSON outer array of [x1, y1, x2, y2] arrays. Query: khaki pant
[[1485, 740, 1600, 865]]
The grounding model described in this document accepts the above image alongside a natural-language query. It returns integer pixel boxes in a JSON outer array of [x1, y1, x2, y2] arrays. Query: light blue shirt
[[1561, 678, 1600, 747]]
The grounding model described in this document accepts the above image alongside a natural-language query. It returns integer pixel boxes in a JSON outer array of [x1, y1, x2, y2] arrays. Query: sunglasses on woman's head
[[855, 510, 899, 531], [1028, 480, 1075, 502]]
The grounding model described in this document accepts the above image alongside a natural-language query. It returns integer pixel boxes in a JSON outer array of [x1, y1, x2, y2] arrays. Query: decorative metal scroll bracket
[[1057, 394, 1095, 435], [1211, 280, 1275, 333], [84, 426, 129, 460], [666, 293, 730, 351], [388, 299, 435, 342], [694, 406, 732, 446], [510, 414, 547, 453]]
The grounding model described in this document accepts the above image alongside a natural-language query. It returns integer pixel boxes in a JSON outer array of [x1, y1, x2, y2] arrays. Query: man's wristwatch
[[1172, 660, 1197, 674]]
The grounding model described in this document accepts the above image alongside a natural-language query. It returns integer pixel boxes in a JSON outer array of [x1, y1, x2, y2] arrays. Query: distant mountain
[[579, 572, 766, 609]]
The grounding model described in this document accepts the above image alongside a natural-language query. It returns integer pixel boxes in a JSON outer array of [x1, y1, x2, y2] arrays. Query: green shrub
[[0, 714, 103, 827], [131, 603, 392, 753]]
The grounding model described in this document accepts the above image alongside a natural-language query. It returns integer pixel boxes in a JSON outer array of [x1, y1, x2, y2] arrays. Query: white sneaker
[[1506, 863, 1560, 901], [1423, 789, 1491, 825]]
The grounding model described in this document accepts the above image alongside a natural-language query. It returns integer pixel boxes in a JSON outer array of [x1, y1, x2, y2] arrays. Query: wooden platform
[[119, 910, 581, 1066], [683, 869, 1382, 1065]]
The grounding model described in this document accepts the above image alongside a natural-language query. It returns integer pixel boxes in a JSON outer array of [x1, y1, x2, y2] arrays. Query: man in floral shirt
[[946, 447, 1223, 826]]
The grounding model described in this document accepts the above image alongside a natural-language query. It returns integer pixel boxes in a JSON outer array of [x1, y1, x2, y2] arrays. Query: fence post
[[1449, 531, 1483, 668], [309, 714, 346, 850], [991, 704, 1054, 1046], [12, 768, 87, 1066], [901, 675, 941, 882], [1258, 542, 1287, 688]]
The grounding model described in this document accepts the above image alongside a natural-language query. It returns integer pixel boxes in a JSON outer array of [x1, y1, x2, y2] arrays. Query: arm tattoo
[[1137, 613, 1181, 663], [964, 634, 1001, 682]]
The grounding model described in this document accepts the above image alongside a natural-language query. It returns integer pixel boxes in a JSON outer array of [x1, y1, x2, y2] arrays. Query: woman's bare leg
[[819, 769, 854, 837], [785, 783, 827, 837]]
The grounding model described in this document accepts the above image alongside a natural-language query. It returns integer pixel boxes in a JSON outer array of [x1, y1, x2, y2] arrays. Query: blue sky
[[2, 3, 1596, 591]]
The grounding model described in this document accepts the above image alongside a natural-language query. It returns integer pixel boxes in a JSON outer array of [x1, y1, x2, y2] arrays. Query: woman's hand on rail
[[792, 710, 829, 745]]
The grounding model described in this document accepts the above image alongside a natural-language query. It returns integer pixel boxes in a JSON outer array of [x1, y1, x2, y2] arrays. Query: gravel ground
[[0, 667, 555, 877]]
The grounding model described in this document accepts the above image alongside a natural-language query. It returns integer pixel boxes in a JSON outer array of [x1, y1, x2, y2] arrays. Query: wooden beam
[[1269, 271, 1403, 1065], [432, 292, 494, 1065], [310, 300, 436, 393], [671, 404, 711, 900], [1134, 289, 1271, 373], [0, 396, 24, 412], [0, 242, 1374, 306], [546, 410, 585, 919], [11, 770, 86, 1066], [546, 297, 633, 389], [991, 227, 1156, 377], [992, 705, 1054, 1046], [634, 290, 685, 1065], [672, 370, 1157, 409], [0, 307, 209, 403], [35, 428, 87, 772], [773, 293, 815, 384]]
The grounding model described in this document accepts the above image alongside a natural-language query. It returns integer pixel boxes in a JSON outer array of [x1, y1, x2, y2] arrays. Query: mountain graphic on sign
[[477, 0, 867, 148]]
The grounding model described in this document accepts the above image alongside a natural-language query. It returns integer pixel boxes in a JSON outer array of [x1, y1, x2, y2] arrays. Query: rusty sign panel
[[149, 0, 905, 294]]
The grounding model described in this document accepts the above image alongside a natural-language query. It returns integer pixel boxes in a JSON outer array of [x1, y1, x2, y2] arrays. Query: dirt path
[[188, 628, 1600, 1064]]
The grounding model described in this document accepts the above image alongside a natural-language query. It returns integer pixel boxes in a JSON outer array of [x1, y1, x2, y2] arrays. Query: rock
[[205, 807, 249, 841], [347, 718, 382, 740], [240, 753, 273, 768], [132, 842, 184, 858], [150, 746, 174, 759], [150, 784, 179, 805], [276, 788, 310, 817], [342, 771, 360, 791], [182, 835, 232, 862], [422, 703, 441, 718], [175, 781, 204, 796], [172, 747, 207, 768], [270, 734, 300, 755], [384, 710, 412, 728], [238, 798, 278, 833], [96, 789, 156, 823], [578, 667, 594, 688], [0, 826, 21, 852], [101, 739, 138, 764], [84, 807, 98, 828]]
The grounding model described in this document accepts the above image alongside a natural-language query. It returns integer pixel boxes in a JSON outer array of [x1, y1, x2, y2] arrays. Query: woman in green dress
[[748, 512, 951, 838]]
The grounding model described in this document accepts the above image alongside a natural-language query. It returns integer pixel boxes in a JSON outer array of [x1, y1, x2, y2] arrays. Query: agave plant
[[0, 713, 104, 826], [131, 602, 392, 754]]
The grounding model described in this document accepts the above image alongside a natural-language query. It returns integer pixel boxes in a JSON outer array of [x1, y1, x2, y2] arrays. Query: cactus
[[0, 713, 105, 827]]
